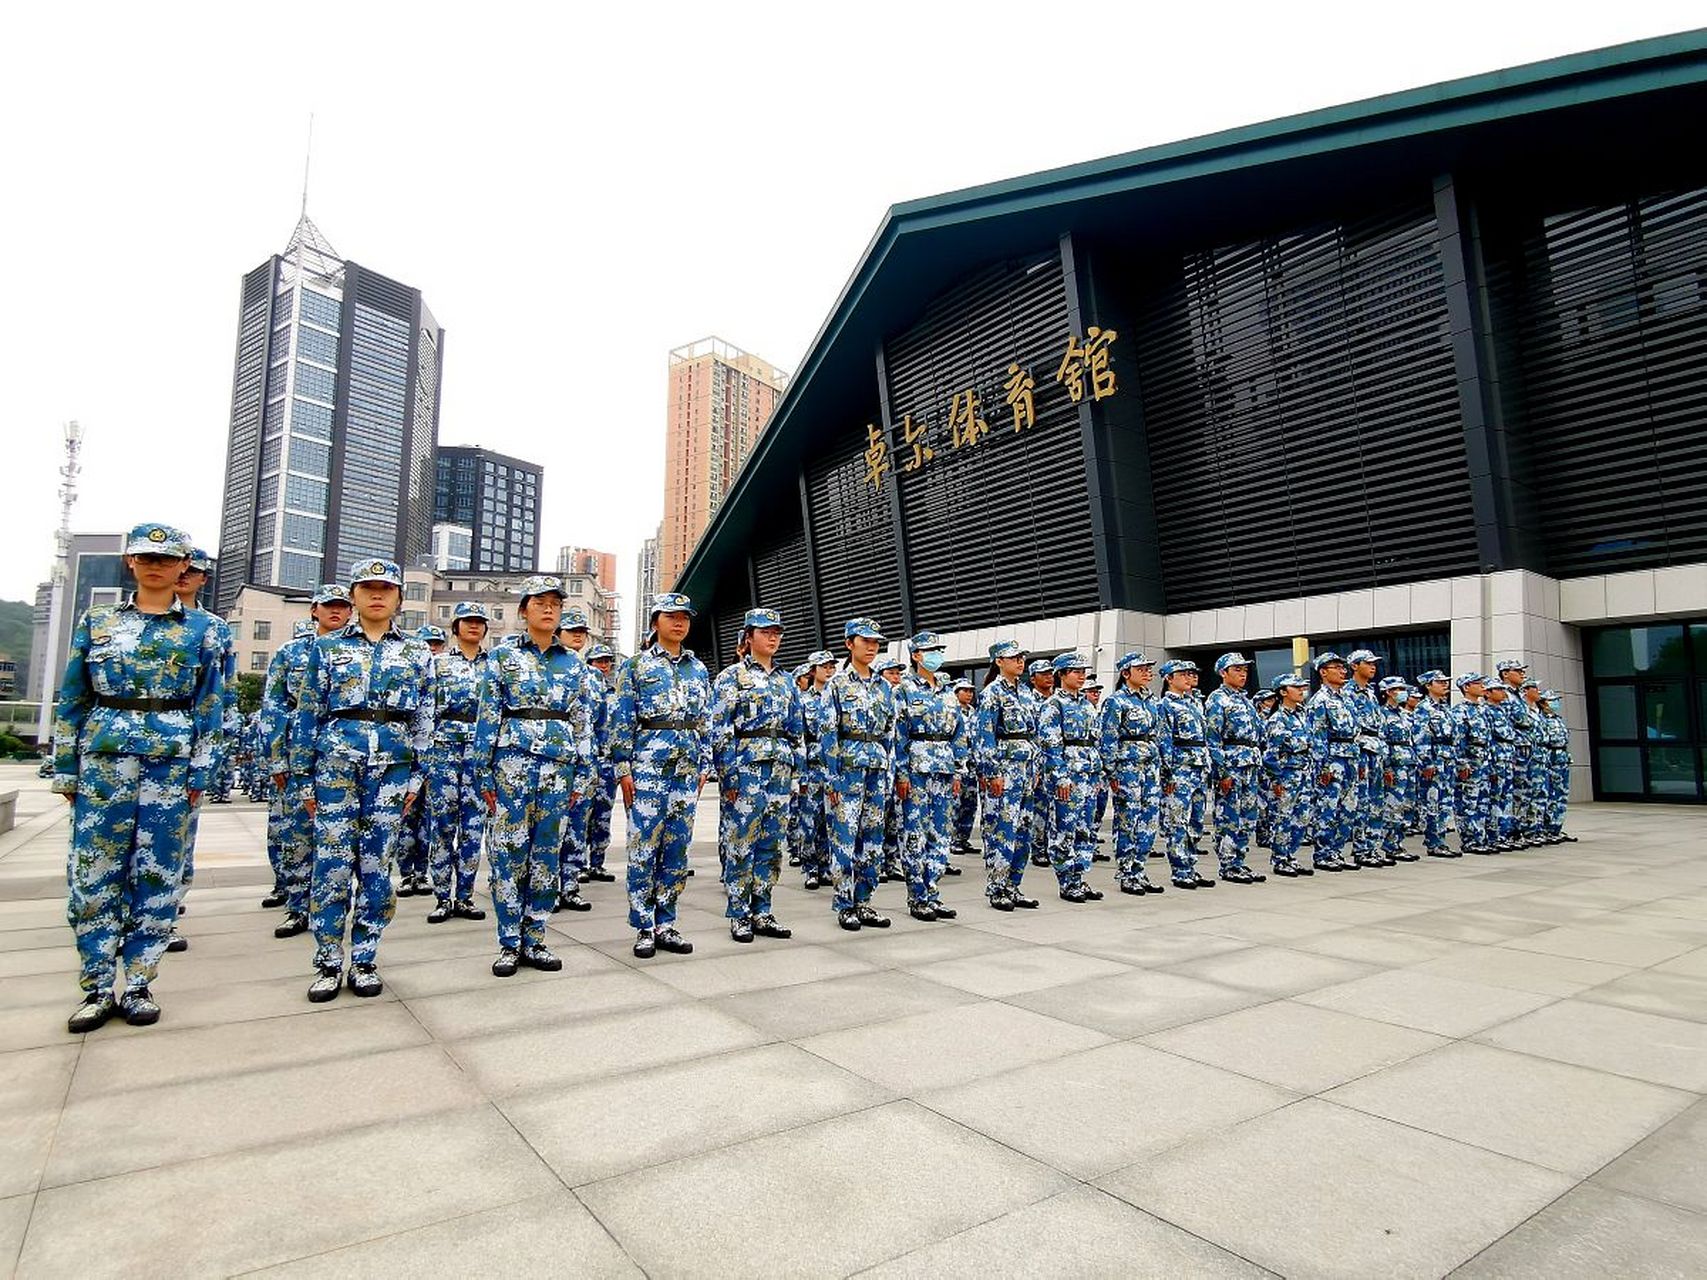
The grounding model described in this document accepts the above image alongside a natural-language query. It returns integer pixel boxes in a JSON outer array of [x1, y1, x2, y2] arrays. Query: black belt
[[840, 730, 887, 743], [639, 717, 695, 731], [1118, 732, 1154, 742], [438, 709, 476, 723], [1329, 733, 1357, 744], [734, 727, 789, 740], [95, 694, 192, 712], [804, 733, 820, 743], [1062, 737, 1097, 747], [1222, 737, 1259, 747], [332, 707, 412, 724], [1358, 729, 1381, 739], [997, 731, 1034, 741], [504, 707, 573, 722], [1431, 735, 1453, 744], [1172, 738, 1204, 748], [911, 731, 956, 741]]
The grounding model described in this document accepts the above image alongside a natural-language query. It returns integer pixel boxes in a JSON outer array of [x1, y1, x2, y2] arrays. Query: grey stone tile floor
[[0, 762, 1704, 1277]]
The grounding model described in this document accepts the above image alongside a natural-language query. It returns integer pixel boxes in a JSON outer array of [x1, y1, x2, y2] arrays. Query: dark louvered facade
[[676, 34, 1707, 714]]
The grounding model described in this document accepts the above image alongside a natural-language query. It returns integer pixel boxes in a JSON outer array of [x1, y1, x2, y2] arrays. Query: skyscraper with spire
[[214, 209, 444, 614]]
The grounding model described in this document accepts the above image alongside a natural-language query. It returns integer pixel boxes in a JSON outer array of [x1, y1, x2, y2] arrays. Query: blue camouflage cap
[[1378, 675, 1408, 695], [417, 625, 447, 644], [1158, 659, 1199, 678], [1086, 678, 1103, 690], [451, 600, 488, 624], [1313, 651, 1348, 671], [807, 649, 836, 667], [1026, 658, 1054, 678], [587, 644, 614, 663], [187, 548, 214, 572], [518, 574, 566, 603], [1455, 672, 1487, 691], [1520, 678, 1540, 691], [988, 639, 1024, 660], [650, 592, 696, 618], [792, 662, 813, 680], [1274, 673, 1309, 691], [844, 617, 886, 641], [1052, 651, 1090, 674], [952, 677, 974, 691], [873, 656, 904, 673], [1254, 687, 1277, 702], [1214, 651, 1253, 674], [1495, 658, 1528, 674], [1116, 650, 1154, 674], [744, 607, 784, 630], [125, 522, 191, 557], [311, 583, 353, 606], [1416, 668, 1449, 686], [1346, 648, 1383, 666], [292, 619, 317, 639], [908, 630, 946, 652], [558, 605, 591, 630], [349, 557, 403, 587], [1541, 687, 1560, 700]]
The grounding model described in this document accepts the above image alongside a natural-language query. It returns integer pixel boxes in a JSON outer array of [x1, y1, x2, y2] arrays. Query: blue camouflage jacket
[[1205, 686, 1264, 773], [1380, 705, 1416, 767], [1305, 685, 1361, 764], [1503, 693, 1539, 756], [1345, 680, 1385, 759], [1157, 691, 1209, 776], [290, 622, 435, 781], [821, 666, 896, 775], [976, 676, 1037, 778], [711, 655, 803, 782], [261, 633, 316, 773], [53, 596, 226, 793], [432, 647, 487, 749], [609, 643, 713, 780], [1039, 690, 1101, 787], [1412, 697, 1457, 770], [896, 672, 969, 779], [1098, 686, 1161, 777], [799, 685, 833, 781], [1262, 705, 1314, 778], [1455, 699, 1492, 758], [473, 635, 594, 793]]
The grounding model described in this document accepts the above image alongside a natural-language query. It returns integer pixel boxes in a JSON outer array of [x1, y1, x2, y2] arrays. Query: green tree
[[235, 672, 264, 715]]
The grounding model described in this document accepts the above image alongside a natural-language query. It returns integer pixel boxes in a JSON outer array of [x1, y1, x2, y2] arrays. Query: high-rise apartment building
[[215, 213, 444, 614], [434, 446, 544, 573], [633, 525, 660, 645], [658, 338, 785, 588], [556, 546, 616, 593]]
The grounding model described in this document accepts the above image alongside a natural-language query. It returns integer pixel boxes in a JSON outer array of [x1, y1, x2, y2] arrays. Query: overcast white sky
[[3, 3, 1700, 648]]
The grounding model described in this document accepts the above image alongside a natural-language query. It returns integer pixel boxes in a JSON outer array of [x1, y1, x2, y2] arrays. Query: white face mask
[[921, 651, 946, 672]]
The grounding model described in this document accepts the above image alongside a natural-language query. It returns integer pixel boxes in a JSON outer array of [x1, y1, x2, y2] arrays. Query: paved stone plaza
[[1, 762, 1705, 1277]]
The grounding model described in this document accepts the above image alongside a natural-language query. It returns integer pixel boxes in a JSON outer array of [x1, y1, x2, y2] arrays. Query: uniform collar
[[647, 642, 693, 663], [120, 594, 186, 617], [338, 619, 406, 642], [518, 633, 571, 656], [740, 654, 776, 676]]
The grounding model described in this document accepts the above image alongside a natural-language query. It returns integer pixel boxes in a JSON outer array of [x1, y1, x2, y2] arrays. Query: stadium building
[[675, 32, 1707, 804]]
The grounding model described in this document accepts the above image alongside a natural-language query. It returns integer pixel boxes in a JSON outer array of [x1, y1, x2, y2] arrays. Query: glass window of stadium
[[1585, 623, 1706, 802]]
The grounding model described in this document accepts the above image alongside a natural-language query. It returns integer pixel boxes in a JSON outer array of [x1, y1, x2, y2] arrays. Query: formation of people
[[52, 524, 1579, 1034]]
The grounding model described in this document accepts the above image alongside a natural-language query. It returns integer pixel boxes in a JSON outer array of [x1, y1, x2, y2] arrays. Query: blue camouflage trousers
[[309, 758, 408, 970], [1047, 773, 1098, 889], [1353, 756, 1385, 858], [1312, 759, 1357, 866], [1267, 769, 1310, 867], [1109, 764, 1164, 880], [489, 751, 572, 951], [265, 783, 287, 892], [1022, 771, 1052, 863], [829, 764, 888, 912], [1162, 768, 1207, 879], [1212, 765, 1260, 872], [67, 754, 193, 994], [1489, 745, 1517, 841], [1382, 769, 1415, 856], [791, 776, 830, 877], [902, 773, 954, 906], [881, 782, 902, 864], [176, 799, 203, 915], [981, 763, 1034, 899], [954, 771, 979, 844], [396, 788, 430, 879], [427, 745, 485, 906], [1456, 756, 1492, 850], [1545, 755, 1570, 835], [586, 764, 615, 869], [561, 789, 592, 893], [720, 760, 790, 920], [1416, 765, 1453, 852], [1519, 749, 1547, 839], [626, 760, 700, 931]]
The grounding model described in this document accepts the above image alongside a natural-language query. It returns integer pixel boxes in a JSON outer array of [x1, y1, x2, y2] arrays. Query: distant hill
[[0, 600, 34, 694]]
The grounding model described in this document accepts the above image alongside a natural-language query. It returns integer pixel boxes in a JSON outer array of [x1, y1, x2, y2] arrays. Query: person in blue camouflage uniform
[[1250, 688, 1279, 851], [1022, 658, 1056, 868], [894, 631, 968, 921], [1535, 688, 1577, 843], [787, 662, 812, 867], [582, 643, 621, 882], [293, 559, 435, 1002], [394, 624, 447, 898], [1483, 680, 1521, 851], [1343, 649, 1391, 869], [1454, 673, 1496, 854], [1261, 674, 1316, 876], [165, 547, 238, 953], [873, 656, 907, 882], [1085, 679, 1110, 856], [1495, 660, 1542, 846], [1038, 652, 1105, 902], [1376, 677, 1421, 862], [262, 594, 351, 937], [791, 650, 836, 890], [951, 677, 982, 855], [1516, 679, 1551, 845], [1304, 652, 1361, 873], [976, 640, 1041, 911], [1100, 652, 1168, 895], [1204, 652, 1267, 885], [612, 593, 712, 958], [424, 603, 490, 925], [711, 608, 803, 942], [57, 522, 226, 1033], [473, 577, 593, 976], [550, 606, 601, 912], [822, 619, 898, 930], [1411, 670, 1460, 858], [1157, 659, 1216, 889]]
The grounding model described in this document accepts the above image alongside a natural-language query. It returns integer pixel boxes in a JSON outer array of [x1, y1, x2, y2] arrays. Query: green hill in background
[[0, 600, 35, 694]]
